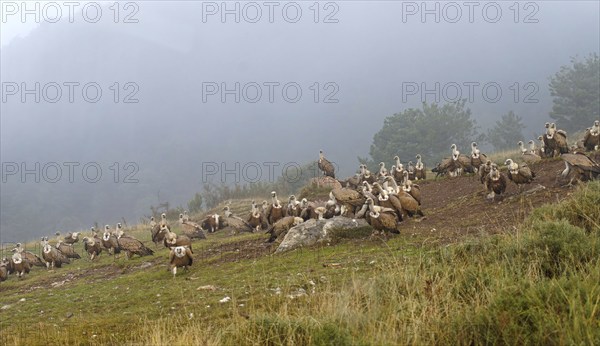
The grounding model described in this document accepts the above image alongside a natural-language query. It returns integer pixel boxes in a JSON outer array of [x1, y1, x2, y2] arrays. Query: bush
[[521, 220, 598, 278]]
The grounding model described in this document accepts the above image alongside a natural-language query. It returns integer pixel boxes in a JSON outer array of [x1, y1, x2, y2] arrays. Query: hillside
[[0, 159, 598, 345]]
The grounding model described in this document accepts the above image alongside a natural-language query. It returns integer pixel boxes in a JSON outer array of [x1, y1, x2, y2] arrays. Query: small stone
[[219, 296, 231, 303], [66, 312, 74, 319]]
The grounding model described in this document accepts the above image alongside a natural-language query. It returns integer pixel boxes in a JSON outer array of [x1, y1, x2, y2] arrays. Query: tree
[[549, 53, 600, 132], [187, 193, 203, 213], [486, 111, 525, 151], [367, 100, 482, 169]]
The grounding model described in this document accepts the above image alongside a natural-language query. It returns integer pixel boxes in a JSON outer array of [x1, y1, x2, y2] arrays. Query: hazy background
[[1, 1, 599, 241]]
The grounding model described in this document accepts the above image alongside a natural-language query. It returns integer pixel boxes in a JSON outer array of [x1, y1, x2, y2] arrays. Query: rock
[[275, 216, 369, 253], [309, 176, 342, 189], [66, 312, 74, 319], [197, 285, 217, 291], [219, 296, 231, 303]]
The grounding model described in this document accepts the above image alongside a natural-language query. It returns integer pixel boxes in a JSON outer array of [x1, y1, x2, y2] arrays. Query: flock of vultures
[[1, 121, 599, 280]]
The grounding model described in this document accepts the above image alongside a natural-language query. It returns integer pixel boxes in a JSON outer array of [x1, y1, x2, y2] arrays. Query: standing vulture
[[41, 237, 70, 268], [414, 154, 426, 180], [56, 241, 81, 259], [484, 164, 508, 200], [363, 197, 400, 234], [201, 214, 221, 233], [479, 160, 493, 184], [522, 140, 542, 163], [247, 200, 269, 230], [318, 150, 336, 178], [378, 162, 388, 178], [582, 120, 599, 151], [12, 243, 45, 267], [82, 236, 103, 260], [266, 191, 285, 225], [178, 214, 207, 239], [102, 227, 121, 255], [505, 159, 535, 190], [62, 232, 80, 245], [543, 122, 569, 156], [470, 142, 487, 173], [10, 252, 30, 279], [117, 233, 154, 259], [169, 246, 193, 277], [560, 152, 600, 185]]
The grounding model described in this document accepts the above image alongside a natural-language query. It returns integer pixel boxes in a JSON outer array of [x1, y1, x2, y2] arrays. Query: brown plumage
[[364, 198, 400, 234], [201, 214, 221, 233], [62, 232, 80, 245], [485, 164, 508, 200], [266, 216, 304, 243], [163, 227, 193, 252], [10, 252, 30, 278], [12, 243, 45, 267], [247, 201, 269, 230], [286, 195, 302, 217], [449, 144, 474, 175], [470, 142, 488, 172], [375, 190, 404, 221], [56, 241, 81, 259], [432, 157, 452, 177], [102, 228, 121, 255], [0, 260, 8, 282], [330, 188, 366, 216], [582, 121, 600, 151], [169, 246, 193, 277], [179, 214, 207, 239], [402, 179, 422, 205], [391, 157, 405, 183], [266, 191, 285, 225], [41, 237, 70, 268], [82, 236, 103, 260], [479, 160, 492, 184], [3, 256, 15, 275], [505, 159, 535, 189], [414, 154, 426, 180], [318, 150, 336, 178], [560, 152, 600, 184], [543, 122, 569, 156], [117, 234, 154, 259]]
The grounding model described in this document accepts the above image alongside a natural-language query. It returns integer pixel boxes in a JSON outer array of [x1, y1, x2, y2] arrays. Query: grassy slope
[[1, 180, 599, 345]]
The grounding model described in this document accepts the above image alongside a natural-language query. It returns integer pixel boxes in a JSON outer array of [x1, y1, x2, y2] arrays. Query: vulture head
[[161, 213, 167, 220], [416, 154, 422, 161], [544, 122, 550, 129], [504, 159, 519, 173], [173, 246, 187, 258], [150, 217, 155, 221], [179, 213, 184, 219]]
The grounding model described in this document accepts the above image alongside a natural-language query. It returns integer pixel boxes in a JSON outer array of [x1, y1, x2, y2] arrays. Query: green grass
[[1, 182, 599, 345]]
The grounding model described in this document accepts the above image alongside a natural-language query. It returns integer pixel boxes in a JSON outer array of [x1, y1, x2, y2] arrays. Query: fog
[[1, 1, 598, 241]]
